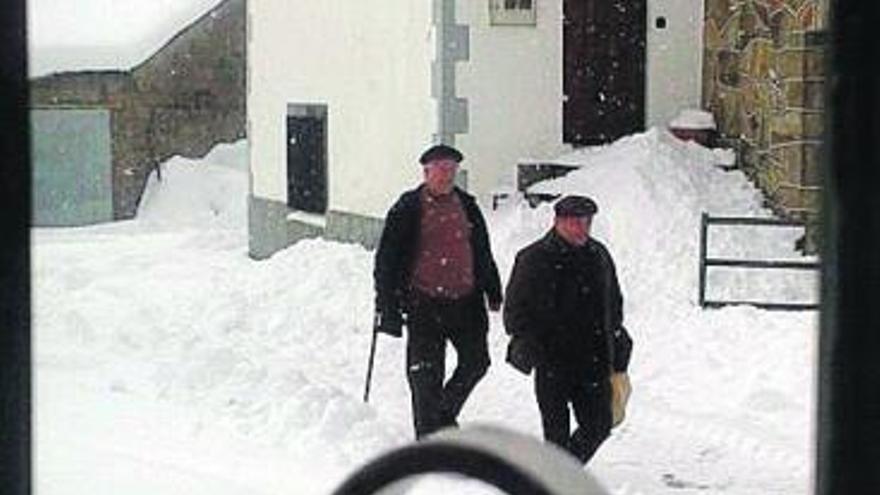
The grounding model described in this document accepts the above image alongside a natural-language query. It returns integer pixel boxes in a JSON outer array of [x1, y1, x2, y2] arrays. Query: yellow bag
[[609, 372, 631, 428]]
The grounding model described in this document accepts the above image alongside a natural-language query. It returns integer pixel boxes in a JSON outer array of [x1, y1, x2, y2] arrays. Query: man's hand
[[374, 309, 403, 338], [506, 335, 538, 375]]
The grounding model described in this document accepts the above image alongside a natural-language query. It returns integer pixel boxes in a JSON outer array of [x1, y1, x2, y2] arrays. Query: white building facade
[[247, 0, 702, 258]]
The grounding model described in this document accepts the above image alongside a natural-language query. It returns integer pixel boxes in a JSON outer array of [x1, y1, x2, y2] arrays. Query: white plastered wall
[[248, 0, 436, 219], [455, 0, 570, 202], [248, 0, 704, 213], [646, 0, 704, 129], [457, 0, 703, 201]]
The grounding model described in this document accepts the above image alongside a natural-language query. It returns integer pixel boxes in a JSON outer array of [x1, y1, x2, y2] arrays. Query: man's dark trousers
[[406, 291, 490, 439], [535, 366, 612, 464]]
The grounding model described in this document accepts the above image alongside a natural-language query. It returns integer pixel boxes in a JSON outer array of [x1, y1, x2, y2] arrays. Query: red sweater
[[409, 189, 475, 299]]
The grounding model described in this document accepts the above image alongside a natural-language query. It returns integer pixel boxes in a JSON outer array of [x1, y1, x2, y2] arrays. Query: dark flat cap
[[554, 195, 598, 217], [419, 144, 464, 165]]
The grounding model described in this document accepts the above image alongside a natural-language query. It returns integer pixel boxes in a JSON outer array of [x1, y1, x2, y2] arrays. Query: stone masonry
[[30, 0, 245, 220], [703, 0, 827, 250]]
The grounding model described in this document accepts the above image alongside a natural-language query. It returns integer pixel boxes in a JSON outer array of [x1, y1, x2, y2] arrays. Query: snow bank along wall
[[248, 0, 705, 259], [30, 0, 245, 225], [702, 0, 828, 250]]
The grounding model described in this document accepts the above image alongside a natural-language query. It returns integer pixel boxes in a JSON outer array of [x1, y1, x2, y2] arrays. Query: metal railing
[[698, 213, 820, 311]]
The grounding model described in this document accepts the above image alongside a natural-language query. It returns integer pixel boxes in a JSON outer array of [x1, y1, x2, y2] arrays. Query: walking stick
[[363, 326, 379, 403]]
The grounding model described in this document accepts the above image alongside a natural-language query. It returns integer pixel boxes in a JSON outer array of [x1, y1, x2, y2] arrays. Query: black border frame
[[816, 1, 880, 492], [4, 1, 880, 493], [1, 1, 31, 494]]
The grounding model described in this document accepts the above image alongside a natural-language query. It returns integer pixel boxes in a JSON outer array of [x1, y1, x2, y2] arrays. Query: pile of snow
[[527, 128, 816, 307], [33, 128, 818, 494], [136, 140, 248, 230], [28, 0, 225, 77]]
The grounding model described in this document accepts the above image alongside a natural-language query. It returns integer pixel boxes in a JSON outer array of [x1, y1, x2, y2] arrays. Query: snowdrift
[[136, 140, 248, 229], [33, 130, 818, 494]]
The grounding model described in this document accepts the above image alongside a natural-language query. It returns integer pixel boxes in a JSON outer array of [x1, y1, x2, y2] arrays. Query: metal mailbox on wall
[[31, 108, 113, 226]]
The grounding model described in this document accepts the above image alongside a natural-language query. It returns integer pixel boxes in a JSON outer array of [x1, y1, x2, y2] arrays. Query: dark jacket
[[374, 185, 503, 335], [503, 230, 632, 377]]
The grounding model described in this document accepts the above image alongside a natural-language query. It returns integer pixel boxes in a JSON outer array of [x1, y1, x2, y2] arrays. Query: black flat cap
[[554, 195, 598, 217], [419, 144, 464, 165]]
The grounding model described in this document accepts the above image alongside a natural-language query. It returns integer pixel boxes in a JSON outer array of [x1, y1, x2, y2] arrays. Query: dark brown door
[[287, 116, 327, 213], [563, 0, 646, 146]]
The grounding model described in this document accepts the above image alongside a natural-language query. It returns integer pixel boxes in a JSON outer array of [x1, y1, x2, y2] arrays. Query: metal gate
[[698, 213, 820, 310]]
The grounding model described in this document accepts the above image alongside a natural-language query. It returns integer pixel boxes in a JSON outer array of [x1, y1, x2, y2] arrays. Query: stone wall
[[30, 71, 133, 105], [703, 0, 827, 249], [30, 0, 245, 220], [132, 0, 245, 163]]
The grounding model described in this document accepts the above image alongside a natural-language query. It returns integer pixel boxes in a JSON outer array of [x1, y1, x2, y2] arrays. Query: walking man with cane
[[370, 143, 503, 439]]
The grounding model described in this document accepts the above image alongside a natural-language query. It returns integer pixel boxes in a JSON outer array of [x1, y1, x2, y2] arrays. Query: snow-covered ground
[[33, 130, 819, 494]]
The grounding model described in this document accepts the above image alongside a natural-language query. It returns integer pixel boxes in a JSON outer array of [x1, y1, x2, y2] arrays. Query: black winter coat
[[503, 230, 632, 378], [374, 185, 503, 329]]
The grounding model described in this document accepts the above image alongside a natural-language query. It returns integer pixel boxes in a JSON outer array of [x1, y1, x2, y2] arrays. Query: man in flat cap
[[503, 195, 632, 464], [373, 143, 503, 439]]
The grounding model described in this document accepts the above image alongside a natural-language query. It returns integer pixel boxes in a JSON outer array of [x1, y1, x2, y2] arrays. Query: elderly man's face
[[423, 158, 458, 195], [556, 215, 593, 246]]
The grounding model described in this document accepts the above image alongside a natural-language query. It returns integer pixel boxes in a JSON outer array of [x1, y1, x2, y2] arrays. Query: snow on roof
[[27, 0, 225, 77]]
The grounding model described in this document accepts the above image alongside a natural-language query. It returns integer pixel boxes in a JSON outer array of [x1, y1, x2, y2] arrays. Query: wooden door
[[563, 0, 646, 145], [286, 116, 327, 214]]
